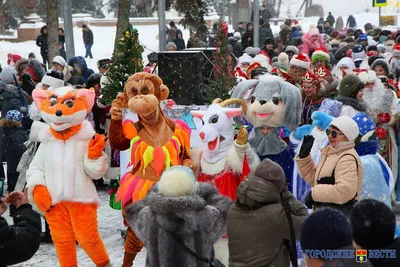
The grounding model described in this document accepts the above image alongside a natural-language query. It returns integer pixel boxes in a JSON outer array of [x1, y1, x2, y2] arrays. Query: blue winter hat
[[359, 34, 368, 41], [311, 111, 334, 130], [318, 99, 343, 118], [352, 45, 365, 60], [352, 112, 376, 136], [6, 110, 23, 122]]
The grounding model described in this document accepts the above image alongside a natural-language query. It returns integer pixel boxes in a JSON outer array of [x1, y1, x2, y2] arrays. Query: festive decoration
[[108, 179, 122, 210], [378, 113, 392, 124], [102, 22, 144, 104], [376, 126, 388, 140], [203, 20, 236, 104]]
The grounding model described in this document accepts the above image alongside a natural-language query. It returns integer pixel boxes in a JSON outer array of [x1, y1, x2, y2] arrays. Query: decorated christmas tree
[[203, 20, 236, 104], [102, 22, 144, 104]]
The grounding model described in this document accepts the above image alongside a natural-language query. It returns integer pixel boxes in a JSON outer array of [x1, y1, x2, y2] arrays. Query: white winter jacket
[[26, 120, 108, 205]]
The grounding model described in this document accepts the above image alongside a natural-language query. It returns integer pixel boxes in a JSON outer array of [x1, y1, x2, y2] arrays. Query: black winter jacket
[[83, 28, 94, 45], [0, 120, 28, 175], [36, 26, 48, 54], [173, 30, 186, 51], [242, 30, 254, 50], [0, 82, 28, 118], [0, 204, 41, 267], [259, 23, 274, 45]]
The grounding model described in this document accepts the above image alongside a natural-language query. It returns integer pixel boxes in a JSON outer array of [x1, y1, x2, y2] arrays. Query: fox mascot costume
[[26, 86, 111, 267]]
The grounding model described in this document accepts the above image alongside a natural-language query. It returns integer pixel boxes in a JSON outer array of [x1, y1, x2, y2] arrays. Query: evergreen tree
[[203, 20, 236, 104], [102, 22, 144, 104]]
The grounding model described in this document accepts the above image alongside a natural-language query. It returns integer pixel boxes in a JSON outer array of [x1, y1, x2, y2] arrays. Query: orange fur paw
[[33, 185, 53, 212], [88, 134, 107, 159]]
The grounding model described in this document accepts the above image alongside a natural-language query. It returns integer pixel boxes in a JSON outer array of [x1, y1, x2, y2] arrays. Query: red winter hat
[[233, 67, 248, 80], [246, 62, 262, 78], [314, 66, 333, 83], [302, 71, 321, 91], [393, 43, 400, 57], [366, 51, 379, 57], [271, 67, 296, 85], [290, 53, 310, 69]]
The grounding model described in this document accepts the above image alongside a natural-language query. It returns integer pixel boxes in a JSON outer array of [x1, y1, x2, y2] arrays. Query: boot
[[122, 252, 137, 267]]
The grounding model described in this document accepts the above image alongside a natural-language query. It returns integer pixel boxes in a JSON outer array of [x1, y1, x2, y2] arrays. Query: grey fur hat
[[338, 74, 363, 98]]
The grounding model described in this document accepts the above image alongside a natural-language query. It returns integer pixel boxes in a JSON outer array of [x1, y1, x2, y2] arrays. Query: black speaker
[[158, 49, 215, 105]]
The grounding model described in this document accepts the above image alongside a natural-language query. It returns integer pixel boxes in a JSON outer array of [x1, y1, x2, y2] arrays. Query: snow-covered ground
[[4, 190, 147, 266]]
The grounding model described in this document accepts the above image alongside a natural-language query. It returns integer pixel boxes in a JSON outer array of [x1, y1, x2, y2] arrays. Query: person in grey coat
[[125, 166, 232, 267]]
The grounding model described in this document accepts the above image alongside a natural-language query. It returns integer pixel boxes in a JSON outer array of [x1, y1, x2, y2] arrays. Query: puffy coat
[[0, 204, 41, 267], [26, 120, 107, 205], [126, 183, 232, 267], [68, 56, 95, 83], [173, 30, 186, 51], [301, 32, 326, 57], [259, 23, 274, 45], [0, 82, 29, 117], [296, 141, 363, 205], [228, 174, 308, 267]]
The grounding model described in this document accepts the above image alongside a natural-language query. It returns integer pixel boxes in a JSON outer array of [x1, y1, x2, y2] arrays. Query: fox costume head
[[32, 87, 95, 132]]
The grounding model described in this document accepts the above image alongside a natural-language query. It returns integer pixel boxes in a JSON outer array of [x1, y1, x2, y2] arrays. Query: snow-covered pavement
[[4, 190, 146, 267]]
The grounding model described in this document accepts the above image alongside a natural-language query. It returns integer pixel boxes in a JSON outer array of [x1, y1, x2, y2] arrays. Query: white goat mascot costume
[[191, 98, 260, 266]]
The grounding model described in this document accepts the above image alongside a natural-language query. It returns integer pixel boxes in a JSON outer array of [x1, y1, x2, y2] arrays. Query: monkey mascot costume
[[109, 73, 195, 266]]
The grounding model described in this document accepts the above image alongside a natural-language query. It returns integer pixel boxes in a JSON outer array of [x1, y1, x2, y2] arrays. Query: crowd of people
[[1, 12, 400, 267]]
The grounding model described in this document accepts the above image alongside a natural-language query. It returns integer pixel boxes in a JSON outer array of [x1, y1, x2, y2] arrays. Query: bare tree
[[47, 0, 60, 64], [114, 0, 131, 55], [0, 0, 6, 35]]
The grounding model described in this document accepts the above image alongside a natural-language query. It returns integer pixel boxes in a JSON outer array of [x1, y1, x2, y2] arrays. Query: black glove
[[21, 73, 35, 95], [299, 135, 315, 159], [304, 191, 314, 209]]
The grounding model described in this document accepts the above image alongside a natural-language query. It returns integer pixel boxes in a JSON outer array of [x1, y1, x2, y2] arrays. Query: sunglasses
[[326, 129, 343, 138]]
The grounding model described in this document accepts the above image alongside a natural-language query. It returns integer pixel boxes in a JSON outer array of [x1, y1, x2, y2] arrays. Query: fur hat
[[290, 53, 310, 69], [309, 27, 320, 37], [301, 208, 353, 251], [330, 116, 360, 141], [371, 59, 389, 76], [352, 45, 366, 60], [166, 42, 177, 50], [318, 99, 343, 118], [329, 39, 340, 46], [338, 74, 363, 98], [41, 73, 65, 90], [238, 53, 252, 65], [301, 71, 321, 91], [233, 31, 241, 40], [0, 66, 16, 84], [285, 46, 299, 55], [350, 199, 396, 250], [352, 112, 376, 136], [157, 166, 198, 197], [278, 52, 289, 66], [312, 48, 330, 63], [392, 43, 400, 57], [311, 111, 334, 130], [252, 54, 271, 69], [253, 159, 285, 193], [52, 56, 67, 67], [356, 70, 377, 84]]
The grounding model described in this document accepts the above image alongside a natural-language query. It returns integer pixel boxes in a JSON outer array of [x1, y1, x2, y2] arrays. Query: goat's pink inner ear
[[224, 108, 242, 118], [191, 111, 204, 119]]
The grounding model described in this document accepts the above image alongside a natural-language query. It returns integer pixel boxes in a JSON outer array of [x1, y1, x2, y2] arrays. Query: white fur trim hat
[[312, 49, 330, 61], [330, 116, 360, 142], [41, 74, 65, 89], [290, 53, 310, 69], [157, 166, 198, 197], [278, 52, 289, 66], [52, 56, 67, 67], [285, 46, 299, 54], [239, 53, 252, 64], [357, 70, 377, 84]]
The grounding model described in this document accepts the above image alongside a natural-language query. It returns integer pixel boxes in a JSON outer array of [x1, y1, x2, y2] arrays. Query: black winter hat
[[301, 208, 352, 252], [350, 199, 395, 249], [86, 73, 102, 89], [367, 45, 377, 52], [368, 56, 383, 67], [147, 52, 158, 63], [338, 74, 364, 98], [371, 59, 389, 76], [264, 37, 274, 45], [67, 75, 86, 88], [97, 58, 112, 69]]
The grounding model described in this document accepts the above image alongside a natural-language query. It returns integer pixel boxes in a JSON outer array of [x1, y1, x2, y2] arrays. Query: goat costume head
[[231, 74, 302, 132], [191, 98, 246, 163]]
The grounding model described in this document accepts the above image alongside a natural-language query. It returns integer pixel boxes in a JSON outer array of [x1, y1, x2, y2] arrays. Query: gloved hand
[[236, 126, 249, 145], [21, 73, 35, 95], [304, 191, 314, 209], [293, 125, 314, 140], [33, 185, 53, 212], [88, 134, 107, 159], [299, 135, 315, 159]]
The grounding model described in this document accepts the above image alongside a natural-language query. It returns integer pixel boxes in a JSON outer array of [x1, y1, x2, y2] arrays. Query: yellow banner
[[374, 0, 389, 7]]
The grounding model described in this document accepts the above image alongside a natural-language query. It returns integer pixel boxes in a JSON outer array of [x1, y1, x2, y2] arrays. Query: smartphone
[[0, 178, 4, 200]]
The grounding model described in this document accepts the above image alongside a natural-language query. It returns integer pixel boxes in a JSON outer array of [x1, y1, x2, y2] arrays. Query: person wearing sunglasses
[[296, 116, 363, 217]]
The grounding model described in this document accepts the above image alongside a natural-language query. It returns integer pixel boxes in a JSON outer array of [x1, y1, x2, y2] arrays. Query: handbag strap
[[283, 205, 299, 267]]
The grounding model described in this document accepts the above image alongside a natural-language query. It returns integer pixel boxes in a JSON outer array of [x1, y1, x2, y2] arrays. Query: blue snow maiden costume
[[230, 74, 302, 196]]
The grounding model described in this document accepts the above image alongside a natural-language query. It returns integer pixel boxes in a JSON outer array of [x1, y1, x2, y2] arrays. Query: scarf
[[355, 140, 379, 156]]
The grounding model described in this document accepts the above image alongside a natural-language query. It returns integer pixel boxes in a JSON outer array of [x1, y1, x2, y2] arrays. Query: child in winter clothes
[[173, 30, 186, 51], [228, 159, 308, 267], [301, 27, 326, 58], [0, 110, 28, 215], [126, 166, 232, 267], [52, 55, 73, 82]]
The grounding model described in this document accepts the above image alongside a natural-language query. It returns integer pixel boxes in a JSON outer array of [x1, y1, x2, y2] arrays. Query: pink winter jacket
[[301, 32, 326, 57]]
